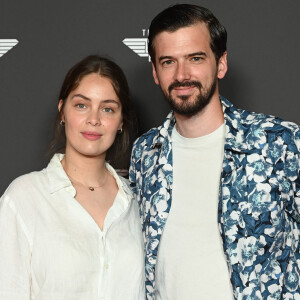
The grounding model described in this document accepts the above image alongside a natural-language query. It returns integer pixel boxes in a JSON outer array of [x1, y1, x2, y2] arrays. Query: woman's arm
[[0, 194, 31, 300]]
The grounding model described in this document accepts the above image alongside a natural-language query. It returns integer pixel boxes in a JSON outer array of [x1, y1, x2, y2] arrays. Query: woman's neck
[[61, 150, 107, 188]]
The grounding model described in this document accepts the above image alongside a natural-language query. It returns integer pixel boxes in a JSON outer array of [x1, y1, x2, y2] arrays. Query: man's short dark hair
[[148, 4, 227, 64]]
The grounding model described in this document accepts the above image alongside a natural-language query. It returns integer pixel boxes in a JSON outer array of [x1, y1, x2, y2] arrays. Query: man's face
[[152, 22, 227, 116]]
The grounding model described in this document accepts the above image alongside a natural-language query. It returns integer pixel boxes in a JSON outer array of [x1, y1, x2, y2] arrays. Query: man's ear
[[152, 63, 160, 85], [58, 99, 64, 121], [217, 52, 228, 79]]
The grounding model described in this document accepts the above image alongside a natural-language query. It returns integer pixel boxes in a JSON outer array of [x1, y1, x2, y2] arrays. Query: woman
[[0, 55, 144, 299]]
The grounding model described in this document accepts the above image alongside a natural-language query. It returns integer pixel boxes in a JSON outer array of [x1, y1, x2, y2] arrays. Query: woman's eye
[[76, 103, 86, 109], [103, 107, 113, 113]]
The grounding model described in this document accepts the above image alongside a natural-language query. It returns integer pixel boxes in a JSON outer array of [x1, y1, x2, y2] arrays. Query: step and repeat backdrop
[[0, 0, 299, 194]]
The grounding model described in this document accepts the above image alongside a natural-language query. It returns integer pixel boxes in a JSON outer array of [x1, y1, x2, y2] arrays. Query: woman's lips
[[81, 131, 102, 140]]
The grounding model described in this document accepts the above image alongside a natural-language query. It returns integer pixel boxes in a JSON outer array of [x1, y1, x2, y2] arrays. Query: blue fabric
[[130, 97, 300, 300]]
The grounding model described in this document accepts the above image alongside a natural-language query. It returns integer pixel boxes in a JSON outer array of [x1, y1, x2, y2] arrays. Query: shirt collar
[[152, 96, 256, 154], [152, 111, 175, 149], [105, 163, 133, 202], [221, 96, 249, 153], [46, 153, 73, 194], [46, 153, 132, 202]]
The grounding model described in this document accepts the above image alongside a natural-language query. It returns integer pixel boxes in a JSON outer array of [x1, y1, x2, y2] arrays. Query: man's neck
[[174, 96, 224, 138]]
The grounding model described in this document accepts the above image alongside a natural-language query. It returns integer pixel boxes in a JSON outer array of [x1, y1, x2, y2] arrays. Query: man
[[130, 4, 300, 300]]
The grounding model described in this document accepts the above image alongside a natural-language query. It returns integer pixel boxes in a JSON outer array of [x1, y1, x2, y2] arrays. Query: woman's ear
[[118, 119, 124, 131], [58, 100, 64, 121]]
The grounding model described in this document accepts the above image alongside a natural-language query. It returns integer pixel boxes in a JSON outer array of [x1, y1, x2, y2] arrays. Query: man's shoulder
[[222, 97, 299, 152], [241, 107, 298, 133], [133, 111, 174, 150], [241, 107, 297, 127], [133, 126, 161, 148], [230, 104, 300, 152]]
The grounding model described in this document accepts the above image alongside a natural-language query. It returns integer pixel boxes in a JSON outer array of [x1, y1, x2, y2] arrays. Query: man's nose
[[174, 61, 191, 82]]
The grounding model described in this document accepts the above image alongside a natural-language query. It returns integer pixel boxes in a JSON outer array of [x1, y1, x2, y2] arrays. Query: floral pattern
[[129, 97, 300, 300]]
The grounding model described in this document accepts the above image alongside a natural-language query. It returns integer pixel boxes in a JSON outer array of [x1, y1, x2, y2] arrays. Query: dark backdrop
[[0, 0, 299, 194]]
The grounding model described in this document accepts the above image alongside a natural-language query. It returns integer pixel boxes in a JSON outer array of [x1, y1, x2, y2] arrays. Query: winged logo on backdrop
[[122, 29, 150, 62], [0, 39, 19, 58]]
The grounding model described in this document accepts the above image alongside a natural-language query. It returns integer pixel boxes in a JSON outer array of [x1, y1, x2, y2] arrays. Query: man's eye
[[162, 60, 173, 65], [76, 103, 86, 109], [192, 57, 202, 62]]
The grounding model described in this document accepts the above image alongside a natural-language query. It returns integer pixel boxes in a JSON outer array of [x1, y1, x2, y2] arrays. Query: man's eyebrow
[[158, 55, 174, 62], [186, 51, 207, 58], [158, 52, 207, 62], [71, 94, 91, 101]]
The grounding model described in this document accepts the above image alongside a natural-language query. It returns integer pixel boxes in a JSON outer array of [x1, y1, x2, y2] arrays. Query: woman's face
[[59, 73, 123, 159]]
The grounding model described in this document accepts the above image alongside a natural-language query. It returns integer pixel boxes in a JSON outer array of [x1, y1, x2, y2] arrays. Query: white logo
[[0, 39, 19, 58], [123, 29, 150, 61]]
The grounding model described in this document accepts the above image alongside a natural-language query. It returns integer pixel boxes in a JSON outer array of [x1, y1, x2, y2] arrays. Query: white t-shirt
[[0, 154, 145, 300], [155, 123, 233, 300]]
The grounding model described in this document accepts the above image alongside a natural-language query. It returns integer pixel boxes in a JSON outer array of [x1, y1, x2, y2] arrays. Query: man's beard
[[164, 77, 217, 116]]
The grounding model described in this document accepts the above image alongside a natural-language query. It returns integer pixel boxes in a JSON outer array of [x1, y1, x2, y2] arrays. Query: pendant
[[89, 187, 95, 191]]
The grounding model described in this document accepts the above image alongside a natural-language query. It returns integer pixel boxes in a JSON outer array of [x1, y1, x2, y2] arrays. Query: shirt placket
[[98, 231, 110, 299]]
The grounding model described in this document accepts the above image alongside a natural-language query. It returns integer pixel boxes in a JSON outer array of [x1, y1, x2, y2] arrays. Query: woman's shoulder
[[1, 154, 68, 202], [105, 163, 132, 196], [1, 169, 47, 202], [117, 174, 130, 187]]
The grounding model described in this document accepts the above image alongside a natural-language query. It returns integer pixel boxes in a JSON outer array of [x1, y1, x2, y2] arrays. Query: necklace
[[66, 170, 108, 191]]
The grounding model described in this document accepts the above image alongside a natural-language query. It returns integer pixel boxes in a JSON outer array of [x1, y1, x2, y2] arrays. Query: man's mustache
[[168, 81, 202, 93]]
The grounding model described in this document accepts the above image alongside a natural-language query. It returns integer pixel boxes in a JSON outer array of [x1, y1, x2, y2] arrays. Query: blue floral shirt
[[129, 97, 300, 300]]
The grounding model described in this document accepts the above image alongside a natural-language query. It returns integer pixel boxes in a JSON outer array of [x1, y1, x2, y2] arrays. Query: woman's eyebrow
[[71, 94, 91, 101]]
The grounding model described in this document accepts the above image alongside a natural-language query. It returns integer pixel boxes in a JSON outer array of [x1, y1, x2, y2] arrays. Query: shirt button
[[105, 264, 109, 269], [66, 187, 74, 194]]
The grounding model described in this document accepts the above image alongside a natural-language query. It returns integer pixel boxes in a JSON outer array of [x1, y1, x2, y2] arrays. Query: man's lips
[[173, 85, 196, 95], [168, 81, 202, 96], [81, 131, 102, 140]]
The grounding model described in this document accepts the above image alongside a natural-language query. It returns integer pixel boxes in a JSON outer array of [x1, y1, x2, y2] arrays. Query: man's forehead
[[153, 23, 211, 55], [153, 22, 210, 45]]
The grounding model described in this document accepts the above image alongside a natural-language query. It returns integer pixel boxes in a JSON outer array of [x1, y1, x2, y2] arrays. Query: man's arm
[[285, 125, 300, 223], [129, 141, 138, 196]]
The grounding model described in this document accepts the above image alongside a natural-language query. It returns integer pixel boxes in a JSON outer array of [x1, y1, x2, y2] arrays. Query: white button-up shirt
[[0, 154, 145, 300]]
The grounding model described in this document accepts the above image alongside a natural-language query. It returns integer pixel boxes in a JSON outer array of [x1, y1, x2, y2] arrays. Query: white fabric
[[0, 154, 144, 300], [155, 123, 233, 299]]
